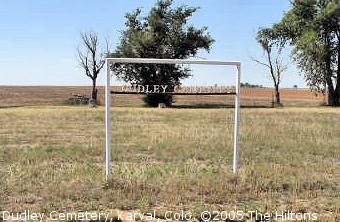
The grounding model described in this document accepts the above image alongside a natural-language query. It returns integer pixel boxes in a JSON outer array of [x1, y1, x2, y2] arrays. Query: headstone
[[89, 98, 97, 108], [158, 103, 167, 108]]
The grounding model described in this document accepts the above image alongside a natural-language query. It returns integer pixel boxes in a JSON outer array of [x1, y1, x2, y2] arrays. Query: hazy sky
[[0, 0, 306, 88]]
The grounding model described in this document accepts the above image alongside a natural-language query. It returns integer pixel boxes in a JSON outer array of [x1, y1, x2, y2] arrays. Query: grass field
[[0, 105, 339, 221]]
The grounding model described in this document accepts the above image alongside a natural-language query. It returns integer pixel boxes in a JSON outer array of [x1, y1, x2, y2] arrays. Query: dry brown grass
[[0, 106, 339, 221]]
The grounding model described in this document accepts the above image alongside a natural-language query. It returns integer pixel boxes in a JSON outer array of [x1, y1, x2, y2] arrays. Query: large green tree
[[110, 0, 214, 106], [273, 0, 340, 106]]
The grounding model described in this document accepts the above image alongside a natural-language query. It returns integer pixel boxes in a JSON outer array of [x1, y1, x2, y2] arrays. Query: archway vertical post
[[233, 64, 241, 174], [105, 60, 112, 180]]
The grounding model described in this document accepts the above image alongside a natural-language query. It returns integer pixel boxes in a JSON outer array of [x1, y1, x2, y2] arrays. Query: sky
[[0, 0, 306, 88]]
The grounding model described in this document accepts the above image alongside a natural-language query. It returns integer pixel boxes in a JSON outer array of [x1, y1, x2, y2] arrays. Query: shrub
[[64, 94, 89, 105]]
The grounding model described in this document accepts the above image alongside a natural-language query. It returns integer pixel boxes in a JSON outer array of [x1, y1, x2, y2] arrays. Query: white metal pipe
[[105, 57, 241, 179], [105, 61, 112, 180], [233, 65, 241, 174], [105, 58, 240, 66]]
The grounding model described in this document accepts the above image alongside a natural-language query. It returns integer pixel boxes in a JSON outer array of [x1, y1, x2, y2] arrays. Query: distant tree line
[[240, 82, 264, 88]]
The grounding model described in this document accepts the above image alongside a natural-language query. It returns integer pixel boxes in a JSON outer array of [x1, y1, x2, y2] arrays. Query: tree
[[77, 31, 107, 105], [110, 0, 214, 106], [252, 28, 288, 104], [273, 0, 340, 106]]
